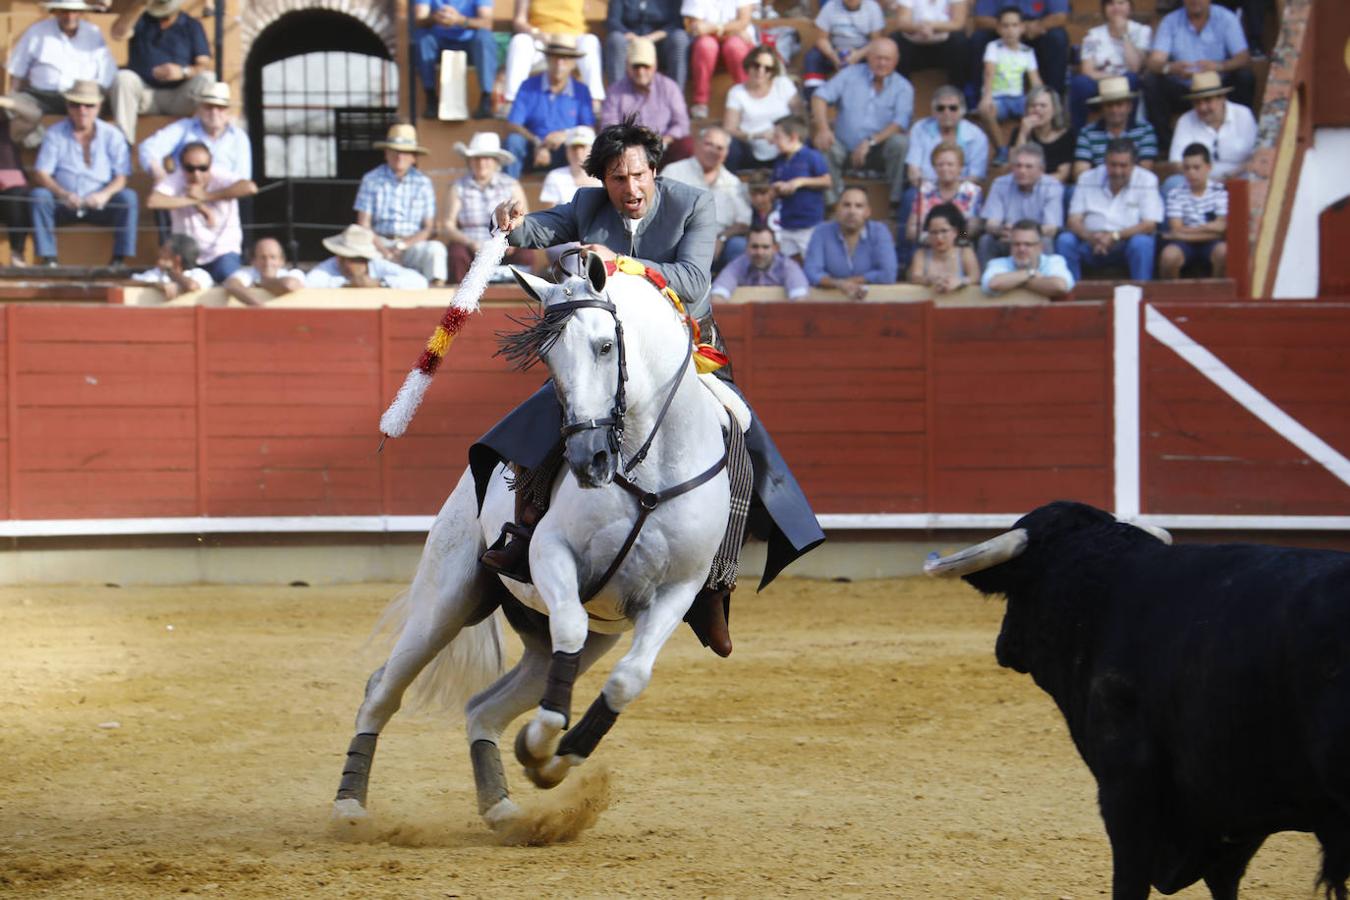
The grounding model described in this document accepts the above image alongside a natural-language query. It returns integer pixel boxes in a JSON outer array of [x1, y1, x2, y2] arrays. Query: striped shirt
[[353, 164, 436, 239], [1166, 180, 1227, 227], [1074, 121, 1159, 167], [454, 172, 519, 243]]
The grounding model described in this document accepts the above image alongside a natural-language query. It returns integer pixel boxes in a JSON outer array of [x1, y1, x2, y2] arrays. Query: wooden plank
[[205, 468, 382, 516], [934, 404, 1108, 439], [932, 340, 1110, 374], [15, 306, 195, 342], [16, 373, 197, 406], [933, 371, 1106, 405], [753, 399, 926, 434], [17, 470, 198, 518], [204, 372, 384, 406], [934, 305, 1110, 343], [1145, 460, 1350, 515], [205, 404, 380, 438], [17, 432, 196, 472], [207, 436, 383, 470], [15, 341, 196, 373], [748, 367, 926, 402], [932, 467, 1111, 513]]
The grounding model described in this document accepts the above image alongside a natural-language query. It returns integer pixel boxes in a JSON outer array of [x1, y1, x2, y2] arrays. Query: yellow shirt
[[530, 0, 584, 34]]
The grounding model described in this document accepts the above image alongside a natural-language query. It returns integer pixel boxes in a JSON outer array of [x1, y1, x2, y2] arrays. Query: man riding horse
[[478, 118, 824, 657]]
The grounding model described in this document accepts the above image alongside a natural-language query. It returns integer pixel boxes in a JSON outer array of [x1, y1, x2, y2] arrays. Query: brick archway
[[240, 0, 398, 60]]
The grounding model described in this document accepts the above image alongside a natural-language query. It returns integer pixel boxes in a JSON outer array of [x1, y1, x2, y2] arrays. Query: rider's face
[[603, 146, 657, 220]]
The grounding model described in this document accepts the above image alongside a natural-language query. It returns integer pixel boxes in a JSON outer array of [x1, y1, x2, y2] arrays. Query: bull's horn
[[1131, 523, 1172, 544], [923, 529, 1029, 578]]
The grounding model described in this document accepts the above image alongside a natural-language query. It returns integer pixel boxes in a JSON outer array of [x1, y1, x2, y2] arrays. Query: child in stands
[[769, 114, 832, 259], [1159, 142, 1227, 278], [978, 6, 1042, 165]]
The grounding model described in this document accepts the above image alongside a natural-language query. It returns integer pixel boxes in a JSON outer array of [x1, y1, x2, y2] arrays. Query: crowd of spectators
[[0, 0, 1270, 302]]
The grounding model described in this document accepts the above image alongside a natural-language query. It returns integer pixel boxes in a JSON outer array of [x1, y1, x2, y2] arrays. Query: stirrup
[[480, 522, 534, 584]]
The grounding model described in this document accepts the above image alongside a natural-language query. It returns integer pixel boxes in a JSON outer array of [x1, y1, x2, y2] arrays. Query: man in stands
[[223, 237, 306, 306], [138, 82, 250, 183], [981, 217, 1074, 298], [412, 0, 497, 119], [503, 0, 605, 109], [1144, 0, 1253, 149], [711, 225, 810, 300], [133, 233, 212, 297], [599, 38, 692, 164], [30, 80, 137, 268], [1056, 137, 1162, 282], [905, 86, 989, 187], [803, 185, 898, 299], [110, 0, 215, 144], [4, 0, 115, 147], [809, 37, 913, 207], [604, 0, 688, 89], [662, 125, 752, 269], [1166, 70, 1256, 183], [146, 140, 256, 283], [969, 0, 1069, 94], [503, 37, 595, 178], [354, 124, 446, 287], [1073, 76, 1159, 179], [305, 224, 429, 290], [977, 143, 1063, 268], [890, 0, 970, 89]]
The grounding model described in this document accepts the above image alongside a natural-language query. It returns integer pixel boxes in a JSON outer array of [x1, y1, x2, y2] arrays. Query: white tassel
[[380, 369, 435, 438]]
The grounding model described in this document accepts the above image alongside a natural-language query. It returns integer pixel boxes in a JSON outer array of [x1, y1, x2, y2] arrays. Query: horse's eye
[[599, 341, 613, 355]]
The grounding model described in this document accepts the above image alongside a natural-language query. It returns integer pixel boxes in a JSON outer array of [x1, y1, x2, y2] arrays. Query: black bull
[[928, 501, 1350, 900]]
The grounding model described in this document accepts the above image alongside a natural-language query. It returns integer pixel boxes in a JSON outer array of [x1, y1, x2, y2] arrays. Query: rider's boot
[[480, 478, 543, 583], [684, 585, 733, 657]]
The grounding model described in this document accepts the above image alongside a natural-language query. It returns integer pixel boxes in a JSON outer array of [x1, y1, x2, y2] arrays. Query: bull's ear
[[585, 250, 607, 294], [510, 266, 555, 305]]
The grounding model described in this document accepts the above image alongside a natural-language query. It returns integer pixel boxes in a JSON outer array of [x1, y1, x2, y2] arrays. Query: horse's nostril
[[591, 450, 608, 469]]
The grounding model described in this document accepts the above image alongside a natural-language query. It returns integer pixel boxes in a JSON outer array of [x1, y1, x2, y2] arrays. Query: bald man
[[222, 237, 305, 306]]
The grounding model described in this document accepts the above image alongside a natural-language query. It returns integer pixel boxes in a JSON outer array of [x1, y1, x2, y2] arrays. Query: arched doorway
[[244, 9, 399, 261]]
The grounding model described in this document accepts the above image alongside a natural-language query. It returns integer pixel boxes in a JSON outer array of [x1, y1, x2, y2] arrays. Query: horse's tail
[[365, 467, 508, 715]]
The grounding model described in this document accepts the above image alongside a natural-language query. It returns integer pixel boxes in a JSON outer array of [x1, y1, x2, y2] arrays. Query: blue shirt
[[812, 63, 914, 152], [982, 173, 1064, 229], [35, 118, 131, 197], [607, 0, 682, 37], [1152, 5, 1246, 63], [354, 164, 437, 238], [305, 256, 429, 290], [508, 74, 595, 140], [803, 220, 898, 285], [138, 117, 252, 178], [973, 0, 1068, 20], [420, 0, 490, 42], [905, 117, 990, 182], [772, 145, 829, 229], [981, 252, 1075, 294], [127, 12, 210, 88]]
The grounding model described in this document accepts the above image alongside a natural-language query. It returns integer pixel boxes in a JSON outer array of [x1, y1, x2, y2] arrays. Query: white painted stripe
[[1144, 306, 1350, 488], [1113, 286, 1143, 517]]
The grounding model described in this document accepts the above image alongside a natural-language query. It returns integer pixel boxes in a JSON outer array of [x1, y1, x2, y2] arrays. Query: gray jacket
[[506, 177, 718, 317]]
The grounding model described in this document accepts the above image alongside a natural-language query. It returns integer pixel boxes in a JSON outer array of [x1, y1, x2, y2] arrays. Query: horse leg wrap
[[539, 649, 582, 727], [556, 694, 620, 760], [335, 732, 379, 805], [470, 739, 509, 815]]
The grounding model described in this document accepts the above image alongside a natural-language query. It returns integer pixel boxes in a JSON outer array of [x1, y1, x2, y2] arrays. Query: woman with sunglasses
[[1010, 85, 1073, 182], [907, 202, 979, 294], [722, 45, 800, 172]]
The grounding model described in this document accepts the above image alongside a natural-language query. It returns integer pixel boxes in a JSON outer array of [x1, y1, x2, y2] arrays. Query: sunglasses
[[935, 103, 961, 112], [182, 163, 210, 173], [747, 61, 774, 71]]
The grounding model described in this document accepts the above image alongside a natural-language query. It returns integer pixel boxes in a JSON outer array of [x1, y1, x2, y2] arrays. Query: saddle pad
[[699, 374, 751, 432]]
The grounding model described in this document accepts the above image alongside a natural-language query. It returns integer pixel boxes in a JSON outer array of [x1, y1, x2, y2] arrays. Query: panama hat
[[452, 131, 515, 165], [566, 125, 596, 147], [373, 123, 429, 155], [1184, 71, 1233, 101], [627, 37, 657, 68], [42, 0, 100, 11], [144, 0, 184, 17], [541, 35, 586, 58], [1087, 75, 1139, 105], [322, 224, 382, 261], [196, 82, 231, 107], [62, 79, 103, 106]]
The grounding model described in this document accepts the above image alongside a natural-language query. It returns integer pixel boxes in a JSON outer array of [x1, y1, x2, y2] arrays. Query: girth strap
[[581, 446, 728, 603]]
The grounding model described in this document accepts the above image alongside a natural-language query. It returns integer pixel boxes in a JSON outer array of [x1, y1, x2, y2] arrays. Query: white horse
[[332, 251, 734, 832]]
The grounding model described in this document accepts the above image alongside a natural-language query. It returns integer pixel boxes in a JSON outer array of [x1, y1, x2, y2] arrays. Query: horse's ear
[[586, 250, 607, 294], [510, 266, 555, 305]]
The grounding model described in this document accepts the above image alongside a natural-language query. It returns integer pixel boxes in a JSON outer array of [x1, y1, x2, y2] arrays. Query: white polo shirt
[[1070, 164, 1164, 232], [1167, 100, 1258, 180], [6, 17, 115, 93]]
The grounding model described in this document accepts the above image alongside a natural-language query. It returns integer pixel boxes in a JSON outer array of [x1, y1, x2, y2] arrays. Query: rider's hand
[[493, 199, 525, 234]]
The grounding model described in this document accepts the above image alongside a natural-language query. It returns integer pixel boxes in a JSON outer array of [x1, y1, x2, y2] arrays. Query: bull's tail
[[1317, 829, 1350, 900]]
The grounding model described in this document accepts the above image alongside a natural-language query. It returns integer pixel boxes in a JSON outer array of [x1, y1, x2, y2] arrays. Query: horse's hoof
[[330, 797, 368, 823], [514, 715, 562, 768], [483, 797, 522, 830], [523, 755, 571, 790]]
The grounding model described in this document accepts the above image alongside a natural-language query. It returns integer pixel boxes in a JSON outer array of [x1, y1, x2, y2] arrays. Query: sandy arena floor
[[0, 576, 1324, 898]]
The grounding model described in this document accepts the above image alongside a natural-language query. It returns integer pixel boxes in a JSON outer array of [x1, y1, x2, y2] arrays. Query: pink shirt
[[153, 167, 243, 264]]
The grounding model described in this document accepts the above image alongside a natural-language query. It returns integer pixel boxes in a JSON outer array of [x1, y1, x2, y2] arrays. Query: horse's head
[[505, 251, 623, 488]]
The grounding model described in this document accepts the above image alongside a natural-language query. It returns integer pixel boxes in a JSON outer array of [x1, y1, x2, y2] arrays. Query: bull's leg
[[522, 580, 701, 788], [1201, 837, 1263, 900], [1098, 784, 1156, 900]]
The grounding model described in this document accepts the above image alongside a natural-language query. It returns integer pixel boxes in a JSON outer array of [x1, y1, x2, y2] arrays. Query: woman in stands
[[1069, 0, 1151, 130], [905, 141, 983, 250], [683, 0, 757, 119], [722, 44, 801, 172], [442, 132, 531, 282], [1011, 86, 1074, 182], [907, 202, 979, 294]]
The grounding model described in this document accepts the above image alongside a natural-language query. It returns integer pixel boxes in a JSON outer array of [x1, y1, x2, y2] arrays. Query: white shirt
[[6, 18, 115, 93], [539, 166, 598, 206], [227, 265, 306, 288], [660, 157, 752, 233], [680, 0, 757, 43], [1080, 20, 1153, 77], [897, 0, 957, 42], [1167, 100, 1257, 180], [1070, 164, 1164, 232], [983, 41, 1037, 98], [133, 266, 215, 289], [726, 76, 798, 161], [154, 168, 245, 265]]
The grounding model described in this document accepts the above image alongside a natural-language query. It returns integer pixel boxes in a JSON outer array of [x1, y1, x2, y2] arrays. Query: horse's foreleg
[[514, 548, 589, 771]]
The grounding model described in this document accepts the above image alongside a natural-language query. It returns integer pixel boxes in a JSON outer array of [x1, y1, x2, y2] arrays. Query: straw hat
[[322, 224, 382, 261], [42, 0, 100, 11], [541, 35, 586, 58], [62, 79, 103, 106], [627, 37, 657, 68], [566, 125, 596, 147], [1184, 71, 1233, 101], [373, 123, 429, 155], [196, 82, 231, 107], [453, 132, 515, 165], [1087, 75, 1139, 105], [144, 0, 184, 17]]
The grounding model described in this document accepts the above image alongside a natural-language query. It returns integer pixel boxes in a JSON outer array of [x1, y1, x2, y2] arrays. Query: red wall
[[4, 300, 1348, 521]]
